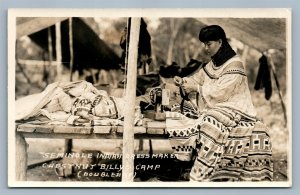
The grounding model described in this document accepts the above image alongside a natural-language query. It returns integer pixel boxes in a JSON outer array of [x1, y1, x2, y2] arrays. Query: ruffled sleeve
[[201, 73, 243, 107], [182, 68, 205, 86]]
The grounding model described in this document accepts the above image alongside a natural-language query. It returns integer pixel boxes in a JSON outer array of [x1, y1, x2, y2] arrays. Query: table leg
[[16, 133, 27, 181]]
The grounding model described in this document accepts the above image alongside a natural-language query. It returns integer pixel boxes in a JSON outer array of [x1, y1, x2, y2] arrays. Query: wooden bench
[[15, 121, 168, 181]]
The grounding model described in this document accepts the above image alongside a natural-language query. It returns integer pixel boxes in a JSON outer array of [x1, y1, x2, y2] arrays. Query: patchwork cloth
[[15, 81, 137, 126], [166, 111, 273, 182]]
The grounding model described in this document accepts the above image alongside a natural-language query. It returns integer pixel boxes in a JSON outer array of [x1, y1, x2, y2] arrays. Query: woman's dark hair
[[199, 25, 236, 66], [199, 25, 227, 43]]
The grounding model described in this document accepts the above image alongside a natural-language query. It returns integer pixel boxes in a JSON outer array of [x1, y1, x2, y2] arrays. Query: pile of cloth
[[15, 81, 142, 126]]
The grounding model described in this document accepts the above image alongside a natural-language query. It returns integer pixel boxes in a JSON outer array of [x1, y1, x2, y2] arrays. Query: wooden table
[[15, 121, 168, 181]]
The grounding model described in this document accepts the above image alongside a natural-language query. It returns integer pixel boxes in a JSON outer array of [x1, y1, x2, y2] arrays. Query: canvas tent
[[198, 18, 286, 52], [16, 17, 121, 73]]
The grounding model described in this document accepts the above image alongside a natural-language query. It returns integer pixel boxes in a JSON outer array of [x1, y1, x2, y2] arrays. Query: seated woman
[[169, 25, 273, 181]]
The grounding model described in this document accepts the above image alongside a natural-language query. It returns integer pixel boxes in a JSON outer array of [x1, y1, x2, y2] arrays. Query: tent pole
[[122, 17, 140, 182], [47, 27, 53, 64], [55, 22, 63, 81], [65, 17, 74, 154], [47, 27, 53, 84], [266, 53, 287, 127], [69, 18, 74, 82]]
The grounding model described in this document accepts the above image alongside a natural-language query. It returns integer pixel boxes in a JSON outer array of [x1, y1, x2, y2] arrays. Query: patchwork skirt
[[167, 112, 273, 182]]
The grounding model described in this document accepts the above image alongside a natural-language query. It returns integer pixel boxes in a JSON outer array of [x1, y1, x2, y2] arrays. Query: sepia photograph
[[7, 8, 291, 187]]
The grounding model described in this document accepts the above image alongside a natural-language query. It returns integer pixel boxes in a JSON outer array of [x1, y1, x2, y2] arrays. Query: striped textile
[[167, 112, 273, 182]]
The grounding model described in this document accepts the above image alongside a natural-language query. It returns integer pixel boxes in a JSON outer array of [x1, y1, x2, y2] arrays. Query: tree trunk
[[166, 19, 180, 65]]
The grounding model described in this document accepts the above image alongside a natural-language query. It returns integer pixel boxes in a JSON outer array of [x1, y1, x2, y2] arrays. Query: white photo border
[[7, 8, 292, 188]]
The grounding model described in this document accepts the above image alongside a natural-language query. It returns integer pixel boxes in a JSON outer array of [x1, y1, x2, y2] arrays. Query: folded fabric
[[16, 82, 60, 120], [91, 119, 123, 126]]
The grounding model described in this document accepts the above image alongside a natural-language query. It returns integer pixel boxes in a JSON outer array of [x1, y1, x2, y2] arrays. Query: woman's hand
[[181, 84, 198, 94], [174, 76, 183, 86], [174, 76, 198, 94]]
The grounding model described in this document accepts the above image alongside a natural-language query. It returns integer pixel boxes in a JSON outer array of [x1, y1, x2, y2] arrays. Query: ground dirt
[[25, 139, 289, 182]]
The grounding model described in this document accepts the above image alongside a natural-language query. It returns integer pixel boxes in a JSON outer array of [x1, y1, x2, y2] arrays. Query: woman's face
[[203, 40, 222, 57]]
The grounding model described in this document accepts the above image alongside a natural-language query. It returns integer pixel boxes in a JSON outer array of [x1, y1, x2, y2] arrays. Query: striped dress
[[167, 55, 273, 181]]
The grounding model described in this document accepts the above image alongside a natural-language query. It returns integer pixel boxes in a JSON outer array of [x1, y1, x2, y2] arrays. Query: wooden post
[[122, 17, 140, 182], [65, 17, 74, 153], [47, 27, 53, 64], [69, 17, 74, 82], [46, 27, 53, 84], [55, 22, 63, 81], [266, 53, 287, 126], [15, 133, 27, 181]]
